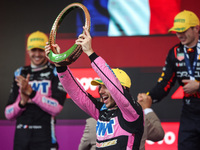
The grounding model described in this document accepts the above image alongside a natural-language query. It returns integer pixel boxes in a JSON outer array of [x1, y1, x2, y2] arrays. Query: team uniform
[[57, 53, 144, 150], [148, 38, 200, 149], [5, 62, 66, 150]]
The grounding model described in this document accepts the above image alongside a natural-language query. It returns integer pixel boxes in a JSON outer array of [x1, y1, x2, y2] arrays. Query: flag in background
[[77, 0, 181, 36]]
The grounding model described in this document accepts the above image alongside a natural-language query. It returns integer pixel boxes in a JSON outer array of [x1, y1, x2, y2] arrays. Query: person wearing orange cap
[[45, 27, 144, 150], [4, 31, 66, 150], [138, 10, 200, 150]]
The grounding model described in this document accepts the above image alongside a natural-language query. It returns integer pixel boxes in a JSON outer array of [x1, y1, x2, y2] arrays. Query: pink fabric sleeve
[[31, 91, 63, 116], [57, 67, 99, 120], [5, 94, 26, 120], [91, 56, 139, 122]]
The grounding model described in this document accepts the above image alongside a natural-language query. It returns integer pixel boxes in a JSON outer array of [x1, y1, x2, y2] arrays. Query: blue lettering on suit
[[96, 118, 115, 136], [6, 107, 14, 114], [30, 80, 50, 95]]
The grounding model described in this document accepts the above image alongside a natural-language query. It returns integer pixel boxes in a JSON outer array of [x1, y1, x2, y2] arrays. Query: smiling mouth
[[102, 96, 108, 103], [34, 57, 42, 60]]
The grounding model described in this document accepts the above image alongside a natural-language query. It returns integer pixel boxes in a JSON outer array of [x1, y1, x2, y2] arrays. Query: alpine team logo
[[40, 72, 50, 78]]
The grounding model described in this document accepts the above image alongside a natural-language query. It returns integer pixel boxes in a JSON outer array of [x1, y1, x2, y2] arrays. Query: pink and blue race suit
[[56, 53, 144, 150], [5, 62, 66, 150]]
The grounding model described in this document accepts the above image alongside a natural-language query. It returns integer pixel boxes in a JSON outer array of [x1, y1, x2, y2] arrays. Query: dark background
[[0, 0, 77, 120], [0, 0, 199, 121]]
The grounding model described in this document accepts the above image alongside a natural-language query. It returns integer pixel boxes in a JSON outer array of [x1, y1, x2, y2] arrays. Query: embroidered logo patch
[[96, 139, 117, 148], [177, 53, 184, 61]]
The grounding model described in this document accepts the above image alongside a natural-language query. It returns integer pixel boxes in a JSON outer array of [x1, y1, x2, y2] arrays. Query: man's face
[[28, 48, 47, 66], [176, 26, 199, 47], [99, 84, 116, 108]]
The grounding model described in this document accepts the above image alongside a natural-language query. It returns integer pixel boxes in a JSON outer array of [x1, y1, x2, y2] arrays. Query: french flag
[[77, 0, 181, 36]]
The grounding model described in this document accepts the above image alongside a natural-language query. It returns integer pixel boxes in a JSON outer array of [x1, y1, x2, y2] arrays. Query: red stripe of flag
[[149, 0, 181, 34]]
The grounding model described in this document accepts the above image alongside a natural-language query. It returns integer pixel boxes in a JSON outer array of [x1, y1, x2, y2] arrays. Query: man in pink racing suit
[[45, 27, 144, 150]]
